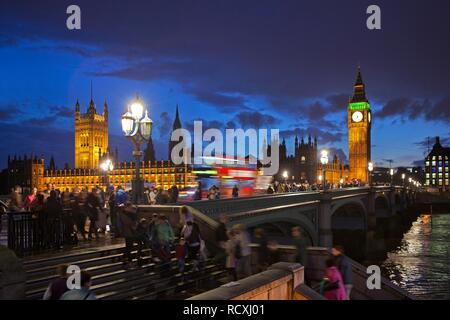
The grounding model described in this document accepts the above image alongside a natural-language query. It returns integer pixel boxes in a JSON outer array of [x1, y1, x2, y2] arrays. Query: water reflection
[[382, 214, 450, 299]]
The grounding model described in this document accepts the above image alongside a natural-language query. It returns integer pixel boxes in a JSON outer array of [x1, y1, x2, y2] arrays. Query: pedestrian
[[225, 229, 238, 281], [267, 241, 281, 266], [171, 184, 179, 203], [107, 185, 116, 235], [233, 224, 252, 279], [214, 213, 228, 266], [152, 214, 174, 265], [43, 264, 70, 300], [23, 187, 37, 211], [44, 190, 63, 249], [291, 226, 308, 266], [148, 188, 157, 205], [331, 245, 353, 300], [254, 228, 269, 272], [85, 190, 101, 240], [232, 185, 239, 198], [175, 237, 187, 276], [180, 217, 202, 272], [118, 202, 139, 266], [135, 218, 151, 266], [8, 185, 23, 211], [60, 270, 96, 300], [321, 258, 347, 300]]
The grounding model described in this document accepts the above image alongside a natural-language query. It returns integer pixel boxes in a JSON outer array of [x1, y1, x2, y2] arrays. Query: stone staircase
[[23, 244, 228, 300]]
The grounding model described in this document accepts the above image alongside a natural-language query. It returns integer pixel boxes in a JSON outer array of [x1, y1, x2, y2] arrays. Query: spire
[[350, 65, 368, 103], [103, 99, 108, 119], [75, 99, 80, 112], [88, 81, 95, 114], [172, 104, 182, 130]]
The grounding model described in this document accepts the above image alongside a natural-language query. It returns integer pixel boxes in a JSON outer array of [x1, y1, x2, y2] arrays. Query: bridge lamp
[[121, 94, 153, 204], [320, 150, 328, 191], [100, 159, 114, 189], [368, 162, 373, 186]]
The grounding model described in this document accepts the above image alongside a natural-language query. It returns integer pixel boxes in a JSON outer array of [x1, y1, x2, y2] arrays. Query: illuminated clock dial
[[352, 111, 363, 122]]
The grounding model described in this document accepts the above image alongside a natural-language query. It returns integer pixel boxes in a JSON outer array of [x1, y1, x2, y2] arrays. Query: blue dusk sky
[[0, 0, 449, 169]]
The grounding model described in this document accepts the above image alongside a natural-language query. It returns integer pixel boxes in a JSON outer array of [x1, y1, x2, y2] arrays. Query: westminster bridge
[[179, 186, 416, 256]]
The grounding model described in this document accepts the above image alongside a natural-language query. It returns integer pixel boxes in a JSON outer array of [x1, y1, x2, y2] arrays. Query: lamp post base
[[132, 178, 144, 204]]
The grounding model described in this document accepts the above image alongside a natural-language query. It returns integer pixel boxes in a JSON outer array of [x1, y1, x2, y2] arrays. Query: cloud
[[377, 96, 450, 123], [234, 111, 279, 128], [192, 91, 246, 108], [54, 106, 73, 118], [0, 103, 21, 120], [157, 112, 172, 139]]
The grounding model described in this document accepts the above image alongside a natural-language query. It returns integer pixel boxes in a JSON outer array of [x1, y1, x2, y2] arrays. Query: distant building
[[0, 155, 44, 194], [1, 99, 192, 193], [424, 136, 450, 191]]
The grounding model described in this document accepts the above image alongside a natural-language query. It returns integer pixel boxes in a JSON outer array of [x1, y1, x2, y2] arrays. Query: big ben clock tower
[[348, 66, 371, 183]]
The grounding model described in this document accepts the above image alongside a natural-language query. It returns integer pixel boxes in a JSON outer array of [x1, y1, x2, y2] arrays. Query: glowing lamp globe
[[130, 100, 144, 120], [121, 111, 134, 136], [140, 110, 153, 141]]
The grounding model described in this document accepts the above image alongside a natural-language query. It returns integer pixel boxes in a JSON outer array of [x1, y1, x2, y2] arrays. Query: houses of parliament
[[1, 67, 372, 193]]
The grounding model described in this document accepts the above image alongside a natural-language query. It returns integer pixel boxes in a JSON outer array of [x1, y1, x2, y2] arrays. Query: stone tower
[[74, 89, 109, 169], [348, 66, 372, 183]]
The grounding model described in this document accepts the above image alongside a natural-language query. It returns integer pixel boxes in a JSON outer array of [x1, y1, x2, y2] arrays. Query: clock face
[[352, 111, 363, 122]]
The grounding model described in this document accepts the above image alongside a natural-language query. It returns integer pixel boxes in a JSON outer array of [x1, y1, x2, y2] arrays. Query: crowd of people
[[266, 179, 363, 194], [7, 183, 353, 300]]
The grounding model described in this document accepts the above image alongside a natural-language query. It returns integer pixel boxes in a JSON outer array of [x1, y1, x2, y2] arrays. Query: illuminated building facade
[[348, 67, 372, 183], [424, 136, 450, 191], [42, 161, 191, 191], [1, 102, 192, 192], [74, 97, 109, 169]]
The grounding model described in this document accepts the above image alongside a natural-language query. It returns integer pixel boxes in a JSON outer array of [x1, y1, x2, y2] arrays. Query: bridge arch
[[330, 199, 367, 261], [229, 211, 319, 246], [375, 194, 391, 218]]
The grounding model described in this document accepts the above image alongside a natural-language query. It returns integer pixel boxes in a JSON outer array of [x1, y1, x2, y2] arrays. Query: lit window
[[439, 156, 442, 160], [426, 173, 430, 178], [432, 156, 436, 160], [439, 167, 443, 172], [439, 179, 443, 185], [425, 179, 430, 185], [432, 173, 436, 178], [425, 161, 430, 166], [432, 161, 436, 166]]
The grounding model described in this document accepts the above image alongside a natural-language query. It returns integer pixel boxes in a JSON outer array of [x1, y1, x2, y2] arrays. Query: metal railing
[[7, 209, 75, 257]]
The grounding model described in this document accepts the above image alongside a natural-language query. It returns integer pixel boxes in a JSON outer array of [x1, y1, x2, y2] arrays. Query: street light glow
[[283, 171, 288, 179], [130, 99, 144, 120], [320, 150, 329, 165], [390, 168, 394, 176], [368, 162, 373, 172]]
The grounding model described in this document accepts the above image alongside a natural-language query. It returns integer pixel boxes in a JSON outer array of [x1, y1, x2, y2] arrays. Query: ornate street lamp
[[121, 95, 153, 204], [401, 173, 406, 188], [320, 150, 328, 191], [368, 162, 374, 186], [100, 158, 114, 189], [390, 168, 394, 186]]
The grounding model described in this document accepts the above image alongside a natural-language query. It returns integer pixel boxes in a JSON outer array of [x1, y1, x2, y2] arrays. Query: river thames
[[382, 213, 450, 300]]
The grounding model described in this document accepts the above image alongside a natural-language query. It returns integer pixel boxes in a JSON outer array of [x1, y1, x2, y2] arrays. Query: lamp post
[[368, 162, 373, 186], [401, 173, 405, 188], [390, 168, 394, 186], [100, 158, 114, 190], [121, 95, 153, 204], [408, 177, 412, 189], [320, 150, 328, 191]]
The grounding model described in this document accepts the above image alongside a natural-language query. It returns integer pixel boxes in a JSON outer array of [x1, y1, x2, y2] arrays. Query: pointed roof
[[350, 65, 368, 103], [172, 104, 182, 130]]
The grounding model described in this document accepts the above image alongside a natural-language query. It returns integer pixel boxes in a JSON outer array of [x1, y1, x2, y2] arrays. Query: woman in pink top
[[323, 258, 347, 300]]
